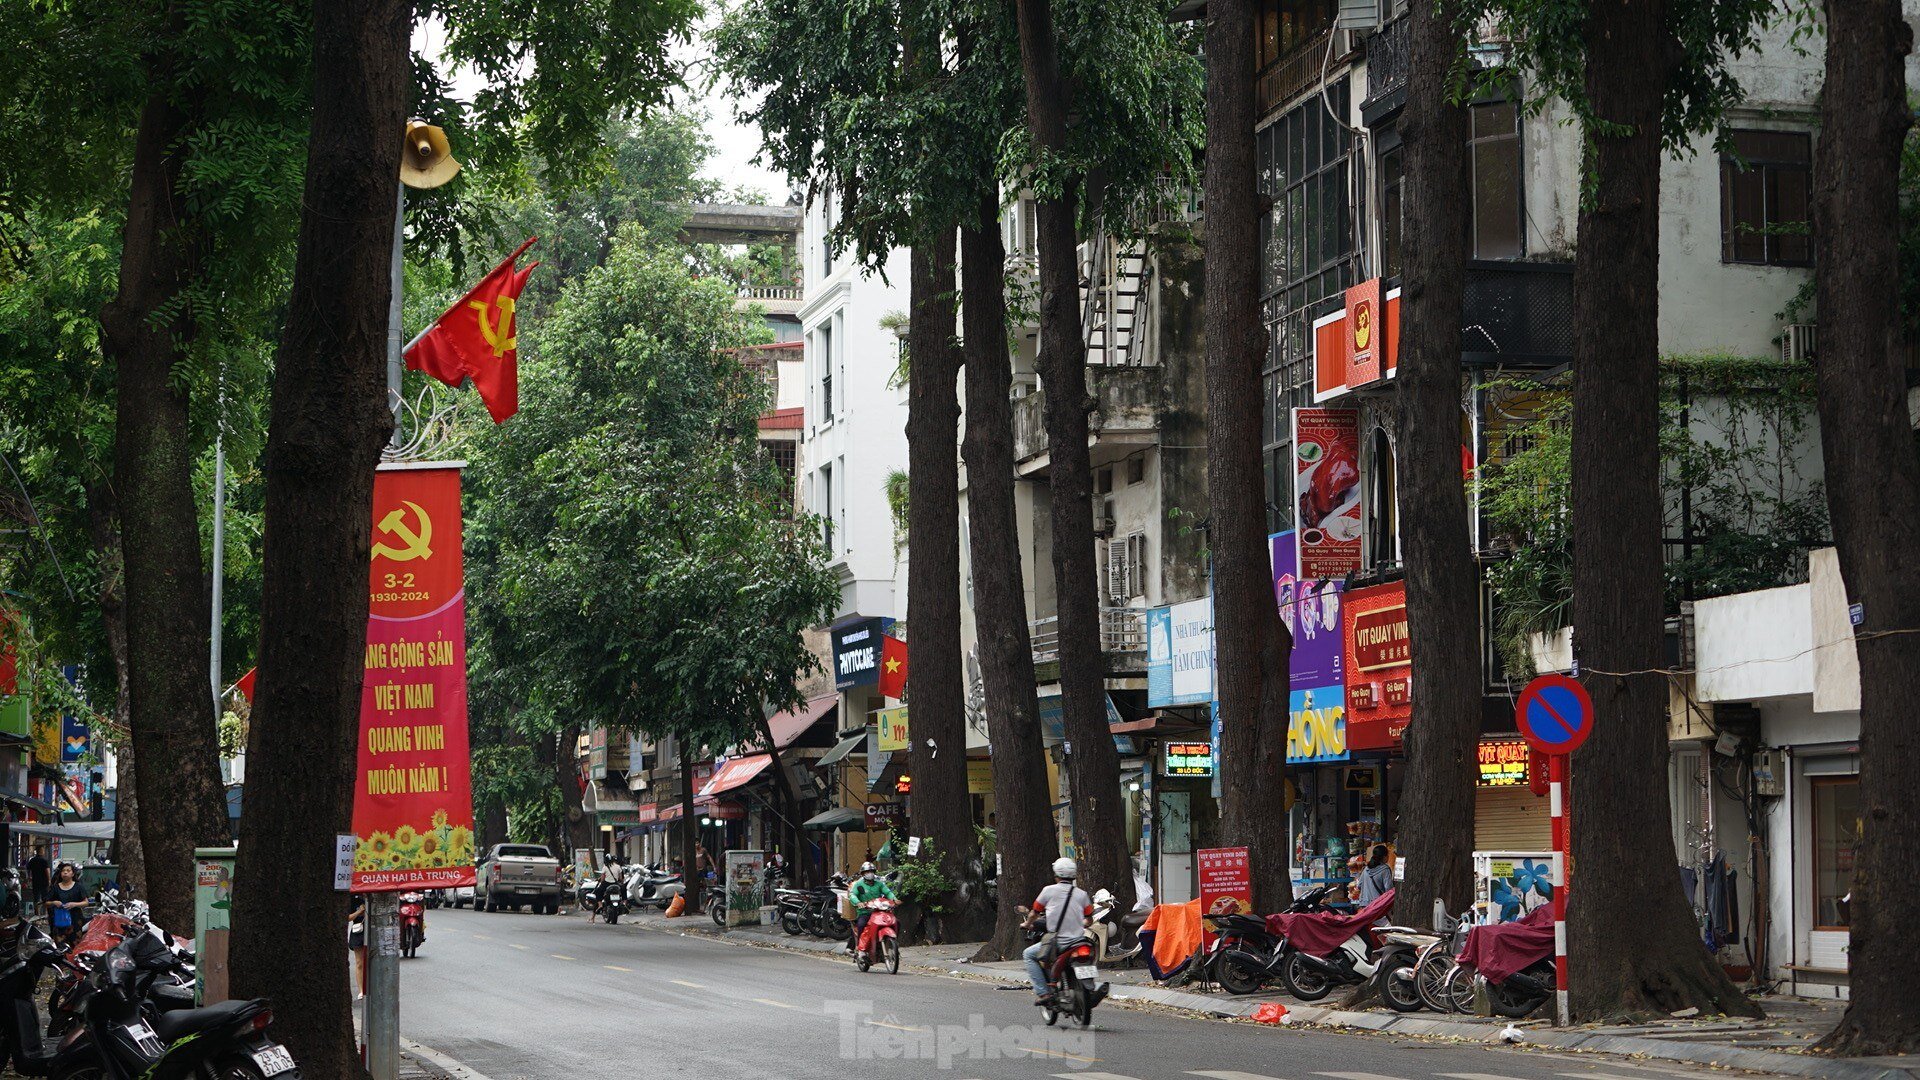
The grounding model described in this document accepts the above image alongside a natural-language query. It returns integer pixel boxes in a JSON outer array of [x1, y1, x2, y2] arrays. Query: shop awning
[[766, 694, 837, 748], [10, 820, 111, 842], [816, 733, 866, 768], [0, 790, 61, 817], [633, 803, 658, 825], [699, 754, 773, 798], [802, 806, 865, 832]]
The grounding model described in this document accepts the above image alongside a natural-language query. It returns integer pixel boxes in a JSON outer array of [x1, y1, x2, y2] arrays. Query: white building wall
[[1694, 583, 1814, 702], [800, 195, 911, 623]]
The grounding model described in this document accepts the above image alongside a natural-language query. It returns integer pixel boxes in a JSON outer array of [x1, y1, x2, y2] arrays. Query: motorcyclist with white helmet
[[846, 861, 896, 954], [1020, 857, 1093, 1004]]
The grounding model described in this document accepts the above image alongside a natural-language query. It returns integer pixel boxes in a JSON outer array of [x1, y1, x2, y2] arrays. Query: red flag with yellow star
[[405, 237, 539, 423], [878, 634, 908, 699]]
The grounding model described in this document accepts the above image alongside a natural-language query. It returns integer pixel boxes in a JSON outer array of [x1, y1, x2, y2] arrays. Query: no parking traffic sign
[[1515, 673, 1593, 756]]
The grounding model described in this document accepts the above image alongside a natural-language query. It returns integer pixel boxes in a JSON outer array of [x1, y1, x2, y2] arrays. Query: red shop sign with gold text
[[351, 463, 477, 892], [1343, 581, 1411, 752]]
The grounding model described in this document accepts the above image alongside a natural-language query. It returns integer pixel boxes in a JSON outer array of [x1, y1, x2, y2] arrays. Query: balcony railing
[[738, 285, 804, 302], [1029, 607, 1149, 664], [1013, 365, 1161, 466], [1460, 261, 1576, 367], [1361, 14, 1410, 115]]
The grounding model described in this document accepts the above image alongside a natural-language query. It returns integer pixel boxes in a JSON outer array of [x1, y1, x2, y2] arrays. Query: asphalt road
[[397, 909, 1735, 1080]]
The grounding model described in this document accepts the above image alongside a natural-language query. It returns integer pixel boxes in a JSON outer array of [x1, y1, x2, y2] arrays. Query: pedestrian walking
[[348, 894, 367, 999], [44, 862, 87, 946]]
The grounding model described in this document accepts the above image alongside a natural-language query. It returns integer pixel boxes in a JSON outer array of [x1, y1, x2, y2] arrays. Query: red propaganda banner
[[1292, 407, 1362, 579], [351, 464, 477, 892], [1312, 280, 1401, 400], [1343, 582, 1411, 751], [1197, 846, 1252, 943]]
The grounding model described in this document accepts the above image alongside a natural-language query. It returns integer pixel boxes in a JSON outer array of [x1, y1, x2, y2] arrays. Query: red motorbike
[[853, 897, 899, 974], [1039, 934, 1107, 1029], [400, 891, 427, 958]]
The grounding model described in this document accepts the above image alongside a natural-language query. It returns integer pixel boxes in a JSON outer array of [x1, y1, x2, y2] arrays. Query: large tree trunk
[[1201, 0, 1290, 912], [1566, 0, 1757, 1022], [960, 205, 1055, 961], [1388, 0, 1478, 932], [1013, 0, 1133, 914], [754, 709, 804, 886], [85, 481, 146, 899], [679, 734, 701, 908], [100, 79, 231, 936], [1809, 0, 1920, 1056], [905, 228, 987, 939], [556, 722, 593, 856], [228, 1, 409, 1074]]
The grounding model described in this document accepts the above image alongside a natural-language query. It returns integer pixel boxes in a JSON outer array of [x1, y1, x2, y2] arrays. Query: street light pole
[[387, 185, 405, 450]]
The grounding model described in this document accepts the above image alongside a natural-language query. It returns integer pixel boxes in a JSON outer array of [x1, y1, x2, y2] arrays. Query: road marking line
[[402, 1038, 499, 1080], [753, 997, 798, 1009], [1440, 1074, 1534, 1080], [471, 934, 492, 940], [1315, 1072, 1412, 1080], [1559, 1074, 1689, 1080], [865, 1020, 930, 1033], [603, 965, 632, 972], [1019, 1046, 1101, 1062], [670, 978, 707, 989], [506, 943, 527, 950], [1192, 1072, 1296, 1080], [550, 954, 575, 961]]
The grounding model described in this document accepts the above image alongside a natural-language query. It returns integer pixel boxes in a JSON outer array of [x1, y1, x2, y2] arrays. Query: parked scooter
[[1275, 888, 1401, 1001], [624, 864, 685, 911], [1197, 883, 1342, 994], [804, 875, 850, 940], [1087, 889, 1144, 966], [1449, 904, 1555, 1017], [398, 893, 427, 958], [0, 920, 99, 1075], [70, 929, 301, 1079], [772, 887, 810, 936], [599, 880, 629, 925], [47, 905, 196, 1038], [852, 897, 899, 974]]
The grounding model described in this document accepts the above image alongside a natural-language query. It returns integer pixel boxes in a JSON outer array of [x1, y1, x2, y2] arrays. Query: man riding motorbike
[[846, 862, 896, 954], [1021, 857, 1093, 1005]]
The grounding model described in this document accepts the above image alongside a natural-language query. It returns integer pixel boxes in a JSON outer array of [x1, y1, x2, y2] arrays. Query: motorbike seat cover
[[1458, 904, 1555, 984], [150, 998, 268, 1043], [1273, 889, 1396, 957]]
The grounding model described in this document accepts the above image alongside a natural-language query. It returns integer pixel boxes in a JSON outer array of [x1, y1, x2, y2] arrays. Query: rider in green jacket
[[847, 862, 896, 953]]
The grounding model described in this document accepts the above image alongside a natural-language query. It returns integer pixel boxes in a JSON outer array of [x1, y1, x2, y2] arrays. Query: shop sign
[[1344, 767, 1380, 792], [1477, 738, 1529, 787], [1313, 280, 1402, 400], [831, 617, 888, 690], [1344, 582, 1412, 752], [1162, 741, 1214, 777], [1273, 530, 1347, 768], [967, 759, 993, 794], [1287, 686, 1348, 764], [351, 464, 477, 892], [876, 706, 909, 752], [865, 801, 907, 832], [1292, 408, 1363, 579], [1147, 599, 1214, 707], [1197, 846, 1252, 942]]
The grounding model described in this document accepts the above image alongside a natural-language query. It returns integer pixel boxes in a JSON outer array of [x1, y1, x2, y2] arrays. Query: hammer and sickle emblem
[[469, 296, 517, 357], [371, 500, 434, 562]]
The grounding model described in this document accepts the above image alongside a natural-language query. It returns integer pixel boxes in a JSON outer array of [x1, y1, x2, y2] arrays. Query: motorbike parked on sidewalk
[[624, 865, 685, 911], [1446, 904, 1555, 1017], [398, 892, 426, 958], [67, 929, 301, 1079], [47, 905, 196, 1039], [0, 920, 99, 1076], [1195, 883, 1341, 994], [772, 887, 810, 936], [600, 880, 629, 925], [852, 898, 899, 974], [1274, 889, 1402, 1002], [1087, 888, 1144, 966], [804, 876, 850, 940]]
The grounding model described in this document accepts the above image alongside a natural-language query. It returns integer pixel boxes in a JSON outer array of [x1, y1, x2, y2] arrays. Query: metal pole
[[387, 185, 405, 449], [365, 891, 399, 1080], [1550, 752, 1569, 1026], [210, 425, 225, 712]]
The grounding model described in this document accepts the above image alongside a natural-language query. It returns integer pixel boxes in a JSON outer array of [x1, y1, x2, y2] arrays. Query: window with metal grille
[[763, 440, 797, 515], [1720, 129, 1811, 266]]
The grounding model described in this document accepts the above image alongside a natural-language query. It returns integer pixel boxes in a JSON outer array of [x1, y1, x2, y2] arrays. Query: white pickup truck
[[475, 843, 564, 914]]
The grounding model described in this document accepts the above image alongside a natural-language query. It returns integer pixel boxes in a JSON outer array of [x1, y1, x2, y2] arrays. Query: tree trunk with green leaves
[[1202, 0, 1291, 911], [557, 721, 593, 856], [679, 733, 702, 909], [228, 0, 409, 1073], [1565, 0, 1757, 1021], [960, 202, 1054, 961], [101, 67, 231, 936], [1389, 0, 1479, 932], [1014, 0, 1133, 913], [905, 227, 987, 939], [1808, 0, 1920, 1055]]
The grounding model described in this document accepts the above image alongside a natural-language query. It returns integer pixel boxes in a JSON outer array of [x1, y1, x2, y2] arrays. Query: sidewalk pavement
[[623, 908, 1918, 1080]]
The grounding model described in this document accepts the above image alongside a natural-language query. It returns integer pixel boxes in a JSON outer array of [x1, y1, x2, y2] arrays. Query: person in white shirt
[[1021, 858, 1092, 1004]]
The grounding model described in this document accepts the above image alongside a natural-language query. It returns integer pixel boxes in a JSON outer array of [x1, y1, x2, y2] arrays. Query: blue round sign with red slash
[[1515, 673, 1594, 756]]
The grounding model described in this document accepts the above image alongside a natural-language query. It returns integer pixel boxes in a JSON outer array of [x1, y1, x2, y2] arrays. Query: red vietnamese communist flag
[[235, 668, 256, 704], [877, 634, 908, 699], [405, 238, 539, 423]]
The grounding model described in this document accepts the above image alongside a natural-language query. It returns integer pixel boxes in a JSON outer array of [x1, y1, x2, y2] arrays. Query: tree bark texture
[[85, 481, 146, 899], [557, 721, 594, 856], [228, 1, 409, 1074], [1202, 0, 1291, 912], [960, 207, 1056, 961], [101, 79, 231, 936], [1014, 0, 1133, 912], [1566, 0, 1758, 1021], [1809, 0, 1920, 1055], [906, 229, 988, 938], [754, 709, 806, 883], [1388, 0, 1479, 932], [679, 734, 701, 908]]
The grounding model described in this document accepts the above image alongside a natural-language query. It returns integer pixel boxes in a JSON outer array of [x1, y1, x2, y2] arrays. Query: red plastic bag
[[1252, 1002, 1290, 1024]]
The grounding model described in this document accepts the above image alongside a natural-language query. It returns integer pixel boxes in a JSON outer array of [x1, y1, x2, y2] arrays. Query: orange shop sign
[[1313, 279, 1401, 401]]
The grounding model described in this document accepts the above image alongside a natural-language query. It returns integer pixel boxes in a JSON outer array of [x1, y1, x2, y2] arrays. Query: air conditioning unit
[[1336, 0, 1378, 31], [1782, 323, 1817, 364], [1092, 494, 1116, 537]]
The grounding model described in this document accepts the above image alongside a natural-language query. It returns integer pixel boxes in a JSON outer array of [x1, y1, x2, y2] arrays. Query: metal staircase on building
[[1080, 230, 1153, 368]]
